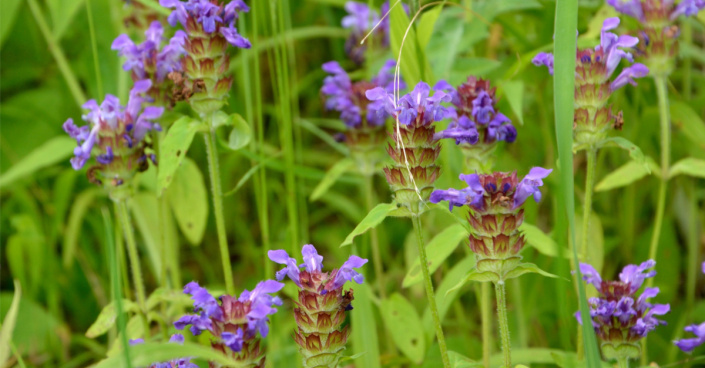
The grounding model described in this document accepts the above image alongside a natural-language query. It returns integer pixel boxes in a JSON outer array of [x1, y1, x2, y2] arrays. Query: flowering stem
[[363, 174, 386, 299], [494, 281, 512, 368], [618, 357, 629, 368], [411, 214, 450, 368], [116, 200, 149, 336], [646, 75, 671, 281], [481, 283, 492, 368], [581, 147, 597, 262], [203, 127, 235, 295]]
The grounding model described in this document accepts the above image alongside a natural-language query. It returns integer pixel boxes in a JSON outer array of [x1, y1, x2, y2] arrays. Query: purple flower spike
[[619, 259, 656, 293], [160, 0, 251, 48], [513, 167, 552, 208], [611, 63, 650, 91], [183, 281, 223, 320], [675, 322, 705, 353], [329, 255, 368, 291], [532, 52, 555, 75]]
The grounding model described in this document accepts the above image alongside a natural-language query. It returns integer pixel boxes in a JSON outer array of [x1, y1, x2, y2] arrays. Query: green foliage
[[0, 281, 21, 366], [168, 158, 208, 245], [157, 117, 202, 196], [403, 223, 468, 287], [0, 137, 76, 188], [227, 113, 252, 151], [381, 293, 426, 363]]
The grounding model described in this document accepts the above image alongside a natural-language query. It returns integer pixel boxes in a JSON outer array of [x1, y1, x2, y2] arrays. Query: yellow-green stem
[[482, 283, 492, 368], [618, 357, 629, 368], [116, 200, 149, 336], [203, 128, 235, 295], [363, 175, 386, 299], [411, 214, 450, 368], [495, 281, 511, 368], [581, 148, 597, 262]]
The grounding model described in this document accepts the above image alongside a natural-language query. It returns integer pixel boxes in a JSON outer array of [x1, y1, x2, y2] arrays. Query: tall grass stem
[[581, 148, 597, 262], [116, 200, 149, 336]]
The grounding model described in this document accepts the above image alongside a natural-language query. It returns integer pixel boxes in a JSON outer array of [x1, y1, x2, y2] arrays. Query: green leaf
[[448, 351, 484, 367], [0, 292, 66, 355], [416, 5, 443, 49], [350, 282, 381, 368], [669, 158, 705, 179], [85, 299, 138, 338], [167, 158, 208, 245], [594, 160, 651, 192], [520, 223, 567, 258], [0, 0, 22, 49], [446, 269, 499, 295], [601, 136, 648, 172], [500, 80, 524, 125], [389, 3, 431, 87], [46, 0, 85, 40], [310, 158, 355, 201], [63, 188, 103, 268], [130, 193, 164, 281], [381, 293, 426, 364], [503, 263, 561, 281], [157, 117, 202, 196], [403, 224, 468, 287], [0, 281, 21, 366], [227, 113, 252, 150], [0, 136, 76, 188], [671, 101, 705, 151], [340, 203, 396, 247], [94, 342, 243, 368]]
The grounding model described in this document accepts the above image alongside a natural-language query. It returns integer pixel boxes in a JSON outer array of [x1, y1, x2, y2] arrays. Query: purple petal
[[611, 63, 649, 91], [301, 244, 323, 273], [532, 52, 554, 75], [579, 263, 603, 291]]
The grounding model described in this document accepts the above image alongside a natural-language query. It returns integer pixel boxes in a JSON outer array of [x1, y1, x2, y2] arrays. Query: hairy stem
[[203, 127, 235, 295], [581, 148, 597, 262], [411, 214, 450, 368], [618, 357, 629, 368], [481, 283, 492, 368], [116, 200, 149, 336], [363, 175, 386, 299], [495, 281, 511, 368]]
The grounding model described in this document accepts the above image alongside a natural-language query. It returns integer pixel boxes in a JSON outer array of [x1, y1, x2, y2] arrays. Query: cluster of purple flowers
[[607, 0, 704, 23], [63, 80, 163, 174], [112, 21, 187, 85], [342, 1, 394, 63], [160, 0, 251, 48], [129, 334, 197, 368], [434, 77, 517, 145], [366, 82, 453, 126], [174, 280, 283, 354], [578, 261, 669, 348], [672, 261, 705, 353], [320, 59, 399, 128]]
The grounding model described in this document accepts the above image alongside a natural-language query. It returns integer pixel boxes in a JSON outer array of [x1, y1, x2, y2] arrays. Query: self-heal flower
[[578, 260, 669, 361], [674, 322, 705, 353], [533, 18, 648, 145], [63, 80, 163, 197], [268, 244, 367, 368], [174, 280, 284, 367], [129, 334, 198, 368]]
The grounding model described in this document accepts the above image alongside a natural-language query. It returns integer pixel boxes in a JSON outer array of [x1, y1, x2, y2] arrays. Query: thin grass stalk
[[114, 213, 132, 300], [85, 0, 103, 99], [495, 282, 511, 368], [481, 283, 492, 368], [581, 148, 597, 262], [363, 175, 386, 299], [553, 0, 601, 364], [115, 200, 149, 336], [203, 126, 236, 295], [102, 208, 132, 368], [411, 214, 450, 368]]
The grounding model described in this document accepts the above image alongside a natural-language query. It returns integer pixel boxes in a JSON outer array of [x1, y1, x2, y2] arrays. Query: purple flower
[[532, 52, 554, 75], [513, 166, 552, 208], [269, 244, 368, 293], [671, 0, 705, 20], [702, 261, 705, 274], [606, 0, 645, 21], [222, 329, 244, 352], [611, 63, 650, 90], [342, 2, 377, 33], [608, 0, 704, 21], [430, 173, 485, 211], [367, 82, 452, 126], [434, 116, 479, 145], [577, 260, 669, 342], [183, 281, 223, 320], [160, 0, 250, 48], [598, 18, 639, 76], [674, 322, 705, 353], [112, 21, 187, 83]]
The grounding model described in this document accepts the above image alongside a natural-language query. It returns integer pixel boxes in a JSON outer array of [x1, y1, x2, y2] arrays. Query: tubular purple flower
[[160, 0, 250, 48], [674, 322, 705, 353], [329, 255, 367, 290], [607, 0, 645, 21], [268, 249, 301, 286], [301, 244, 324, 273], [671, 0, 705, 20], [429, 173, 485, 211], [611, 63, 650, 91], [513, 166, 552, 208], [532, 52, 554, 75], [434, 116, 479, 145]]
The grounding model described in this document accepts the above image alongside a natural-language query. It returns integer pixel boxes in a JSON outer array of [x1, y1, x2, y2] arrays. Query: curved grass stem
[[581, 148, 597, 262], [116, 200, 149, 336], [411, 214, 450, 368]]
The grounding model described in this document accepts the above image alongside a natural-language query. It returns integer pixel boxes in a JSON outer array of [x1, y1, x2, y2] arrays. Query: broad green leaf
[[403, 224, 468, 287], [669, 157, 705, 179], [340, 203, 396, 247], [502, 262, 561, 281], [417, 5, 443, 49], [168, 158, 208, 245], [381, 293, 426, 364], [448, 351, 484, 368], [350, 282, 381, 368], [227, 113, 252, 150], [0, 0, 22, 49], [447, 269, 499, 295], [0, 292, 66, 355], [389, 3, 431, 87], [601, 136, 648, 172], [671, 101, 705, 151], [95, 342, 242, 368], [130, 193, 164, 281], [501, 80, 524, 125], [0, 136, 76, 188], [0, 281, 21, 366], [595, 160, 651, 192], [520, 223, 567, 258], [576, 211, 604, 273], [85, 299, 138, 338], [46, 0, 85, 40], [310, 158, 355, 201], [157, 117, 202, 196], [63, 188, 103, 268]]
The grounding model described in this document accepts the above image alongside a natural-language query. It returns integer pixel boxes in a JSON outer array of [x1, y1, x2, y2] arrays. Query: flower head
[[607, 0, 704, 22], [366, 81, 452, 127], [577, 260, 669, 358], [342, 1, 400, 64], [63, 81, 162, 190], [674, 322, 705, 353], [129, 334, 198, 368], [160, 0, 250, 48]]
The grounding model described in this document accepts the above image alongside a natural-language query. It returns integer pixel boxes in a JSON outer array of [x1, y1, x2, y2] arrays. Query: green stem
[[27, 0, 86, 107], [495, 282, 511, 368], [618, 357, 629, 368], [116, 200, 149, 336], [85, 0, 103, 99], [203, 128, 235, 295], [411, 215, 450, 368], [363, 175, 386, 299], [481, 283, 492, 368], [581, 148, 597, 262]]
